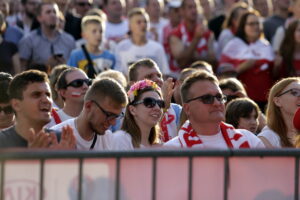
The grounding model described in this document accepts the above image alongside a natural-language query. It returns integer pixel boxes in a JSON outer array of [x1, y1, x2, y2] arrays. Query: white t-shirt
[[46, 109, 73, 128], [257, 126, 281, 148], [104, 20, 128, 42], [114, 38, 170, 76], [148, 18, 169, 44], [111, 130, 134, 150], [164, 128, 265, 149], [51, 118, 113, 150]]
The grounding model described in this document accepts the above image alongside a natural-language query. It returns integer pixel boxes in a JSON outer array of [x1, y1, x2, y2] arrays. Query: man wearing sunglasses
[[0, 72, 14, 130], [165, 71, 264, 149], [51, 78, 128, 150], [0, 70, 75, 149], [47, 68, 91, 127]]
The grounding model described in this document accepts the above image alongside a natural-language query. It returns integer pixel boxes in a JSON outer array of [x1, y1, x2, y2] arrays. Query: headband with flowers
[[128, 79, 161, 103]]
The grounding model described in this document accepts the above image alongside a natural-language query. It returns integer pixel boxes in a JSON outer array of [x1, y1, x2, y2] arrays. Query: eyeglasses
[[66, 79, 92, 88], [277, 88, 300, 97], [186, 93, 227, 104], [76, 2, 92, 7], [91, 100, 124, 121], [132, 97, 165, 109], [0, 105, 13, 115]]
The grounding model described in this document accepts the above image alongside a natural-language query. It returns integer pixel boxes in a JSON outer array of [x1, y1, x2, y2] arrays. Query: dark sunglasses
[[277, 88, 300, 97], [66, 79, 92, 88], [186, 93, 227, 104], [0, 105, 13, 114], [132, 97, 165, 109], [91, 100, 124, 121], [76, 2, 92, 7]]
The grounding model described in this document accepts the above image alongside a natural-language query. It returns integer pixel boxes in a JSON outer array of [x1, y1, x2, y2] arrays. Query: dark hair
[[56, 68, 83, 90], [37, 2, 56, 16], [279, 20, 300, 76], [225, 97, 259, 128], [235, 10, 262, 44], [9, 70, 49, 100], [49, 65, 70, 101], [0, 72, 13, 103], [219, 78, 247, 94], [189, 60, 213, 73], [181, 71, 219, 103], [223, 2, 249, 29], [128, 58, 160, 82]]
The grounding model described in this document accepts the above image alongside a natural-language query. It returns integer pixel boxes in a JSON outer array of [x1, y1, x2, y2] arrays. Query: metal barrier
[[0, 148, 299, 200]]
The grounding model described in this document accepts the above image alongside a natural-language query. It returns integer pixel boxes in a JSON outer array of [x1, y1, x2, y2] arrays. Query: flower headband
[[128, 79, 161, 103]]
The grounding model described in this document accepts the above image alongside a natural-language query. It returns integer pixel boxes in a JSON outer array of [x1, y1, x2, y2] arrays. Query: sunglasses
[[76, 2, 92, 7], [91, 100, 124, 121], [186, 93, 227, 104], [0, 105, 13, 115], [277, 88, 300, 97], [66, 79, 92, 88], [132, 97, 165, 109]]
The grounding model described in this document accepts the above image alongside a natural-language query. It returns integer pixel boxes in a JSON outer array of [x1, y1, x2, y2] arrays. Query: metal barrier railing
[[0, 148, 299, 200]]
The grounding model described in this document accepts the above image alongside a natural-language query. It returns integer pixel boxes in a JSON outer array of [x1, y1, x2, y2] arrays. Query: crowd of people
[[0, 0, 299, 149]]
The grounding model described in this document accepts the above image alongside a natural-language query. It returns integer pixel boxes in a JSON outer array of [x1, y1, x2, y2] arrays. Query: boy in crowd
[[68, 15, 116, 78]]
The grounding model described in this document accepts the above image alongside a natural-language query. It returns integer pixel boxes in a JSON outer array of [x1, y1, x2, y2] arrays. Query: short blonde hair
[[81, 15, 104, 31]]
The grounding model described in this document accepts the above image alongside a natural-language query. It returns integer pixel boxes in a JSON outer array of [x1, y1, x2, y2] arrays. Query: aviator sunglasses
[[132, 97, 165, 109], [0, 105, 13, 114], [65, 79, 92, 88], [186, 93, 227, 104]]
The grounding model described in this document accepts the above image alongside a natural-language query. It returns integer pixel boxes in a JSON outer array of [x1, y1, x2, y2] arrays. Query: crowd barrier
[[0, 148, 299, 200]]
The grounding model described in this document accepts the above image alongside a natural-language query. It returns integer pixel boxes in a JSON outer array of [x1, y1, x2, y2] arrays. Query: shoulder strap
[[81, 44, 97, 78], [90, 134, 98, 150]]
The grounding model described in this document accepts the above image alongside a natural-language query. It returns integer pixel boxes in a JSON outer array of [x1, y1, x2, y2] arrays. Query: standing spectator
[[73, 0, 93, 17], [19, 2, 76, 72], [115, 8, 169, 76], [164, 71, 264, 148], [145, 0, 168, 44], [68, 15, 116, 78], [0, 70, 75, 149], [258, 77, 300, 148], [0, 72, 14, 130], [15, 0, 41, 37], [0, 0, 24, 45], [0, 11, 21, 75], [220, 10, 274, 111], [217, 2, 249, 58], [252, 0, 273, 18], [103, 0, 129, 45], [169, 0, 216, 72], [225, 97, 260, 134], [274, 20, 300, 78], [263, 0, 290, 42], [112, 80, 163, 149], [51, 78, 128, 150]]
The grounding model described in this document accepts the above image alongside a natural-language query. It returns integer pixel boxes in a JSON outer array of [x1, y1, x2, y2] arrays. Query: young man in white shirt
[[51, 78, 128, 150]]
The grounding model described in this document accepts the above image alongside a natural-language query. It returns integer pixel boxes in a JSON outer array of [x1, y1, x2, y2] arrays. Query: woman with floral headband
[[111, 79, 165, 149]]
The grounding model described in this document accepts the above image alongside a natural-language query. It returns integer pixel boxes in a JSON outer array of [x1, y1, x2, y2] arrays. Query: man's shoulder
[[164, 136, 181, 148], [51, 118, 75, 130], [0, 126, 28, 148]]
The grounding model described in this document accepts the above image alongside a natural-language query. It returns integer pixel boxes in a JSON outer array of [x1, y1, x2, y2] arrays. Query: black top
[[0, 126, 27, 148]]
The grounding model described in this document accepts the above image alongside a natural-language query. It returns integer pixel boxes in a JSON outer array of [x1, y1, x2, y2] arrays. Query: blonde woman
[[258, 77, 300, 147]]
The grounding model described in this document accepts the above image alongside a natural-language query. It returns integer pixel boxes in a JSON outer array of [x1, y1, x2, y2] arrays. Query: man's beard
[[90, 122, 105, 136]]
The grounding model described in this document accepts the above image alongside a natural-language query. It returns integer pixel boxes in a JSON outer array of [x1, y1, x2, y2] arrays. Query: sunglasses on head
[[0, 105, 13, 115], [132, 97, 165, 109], [186, 93, 227, 104], [277, 88, 300, 97], [66, 79, 92, 88]]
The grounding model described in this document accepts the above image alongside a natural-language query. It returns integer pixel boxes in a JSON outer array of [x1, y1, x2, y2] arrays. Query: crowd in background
[[0, 0, 299, 149]]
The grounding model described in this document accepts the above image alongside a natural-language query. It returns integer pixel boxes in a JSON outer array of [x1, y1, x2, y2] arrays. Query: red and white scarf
[[160, 107, 177, 142], [178, 120, 250, 148]]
